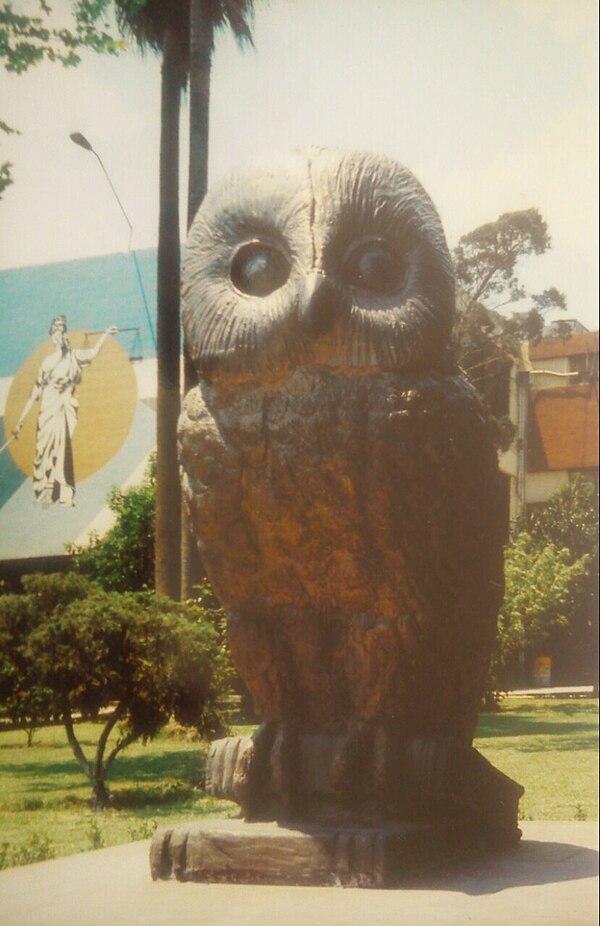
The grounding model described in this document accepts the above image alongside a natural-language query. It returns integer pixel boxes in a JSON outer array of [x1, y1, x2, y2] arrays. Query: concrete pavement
[[0, 821, 597, 926], [507, 687, 595, 698]]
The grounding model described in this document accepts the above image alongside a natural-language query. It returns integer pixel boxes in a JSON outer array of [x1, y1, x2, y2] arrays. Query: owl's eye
[[343, 239, 406, 295], [231, 241, 290, 297]]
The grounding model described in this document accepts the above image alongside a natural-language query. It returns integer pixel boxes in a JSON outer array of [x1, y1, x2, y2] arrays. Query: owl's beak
[[298, 271, 344, 336]]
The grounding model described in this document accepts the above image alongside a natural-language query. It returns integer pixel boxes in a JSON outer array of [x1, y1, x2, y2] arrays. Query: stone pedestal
[[149, 818, 513, 888], [150, 732, 524, 887]]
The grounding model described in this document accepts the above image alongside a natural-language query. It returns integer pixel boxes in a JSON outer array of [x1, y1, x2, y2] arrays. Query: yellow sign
[[532, 657, 552, 688]]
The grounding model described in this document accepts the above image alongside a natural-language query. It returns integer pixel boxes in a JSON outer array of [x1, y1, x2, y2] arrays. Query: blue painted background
[[0, 248, 158, 377]]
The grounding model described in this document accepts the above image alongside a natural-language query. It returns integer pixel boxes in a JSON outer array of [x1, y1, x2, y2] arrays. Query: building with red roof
[[500, 327, 598, 520]]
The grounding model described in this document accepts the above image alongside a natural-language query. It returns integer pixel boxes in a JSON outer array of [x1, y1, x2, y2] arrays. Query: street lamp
[[70, 132, 156, 349]]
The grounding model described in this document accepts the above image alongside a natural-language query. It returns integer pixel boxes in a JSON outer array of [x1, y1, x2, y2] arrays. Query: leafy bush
[[491, 534, 588, 689], [69, 456, 156, 591], [0, 574, 89, 744], [488, 476, 598, 697], [529, 476, 598, 559], [0, 573, 233, 809]]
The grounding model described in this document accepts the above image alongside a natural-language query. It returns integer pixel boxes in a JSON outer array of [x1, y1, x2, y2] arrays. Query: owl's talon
[[234, 722, 278, 820], [205, 722, 307, 821], [204, 724, 275, 819]]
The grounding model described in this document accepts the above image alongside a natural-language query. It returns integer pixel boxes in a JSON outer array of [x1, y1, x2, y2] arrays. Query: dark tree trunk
[[155, 25, 183, 599], [91, 777, 110, 812], [187, 0, 211, 229], [181, 0, 212, 599]]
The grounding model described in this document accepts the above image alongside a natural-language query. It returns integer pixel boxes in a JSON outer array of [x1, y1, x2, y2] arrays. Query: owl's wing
[[367, 371, 505, 702], [179, 384, 259, 609]]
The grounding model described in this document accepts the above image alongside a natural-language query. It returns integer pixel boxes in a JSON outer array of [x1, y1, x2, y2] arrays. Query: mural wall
[[0, 251, 157, 565]]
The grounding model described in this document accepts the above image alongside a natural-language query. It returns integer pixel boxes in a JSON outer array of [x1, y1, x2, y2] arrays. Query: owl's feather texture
[[180, 365, 503, 742]]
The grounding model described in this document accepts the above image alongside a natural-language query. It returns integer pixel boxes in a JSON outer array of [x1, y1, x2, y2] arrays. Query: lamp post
[[70, 132, 156, 349]]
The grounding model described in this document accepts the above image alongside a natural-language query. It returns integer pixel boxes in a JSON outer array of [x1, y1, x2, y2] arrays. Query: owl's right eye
[[342, 238, 406, 295], [230, 241, 291, 297]]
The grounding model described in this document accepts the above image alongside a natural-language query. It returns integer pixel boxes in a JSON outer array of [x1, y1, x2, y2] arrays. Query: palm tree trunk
[[187, 0, 211, 228], [155, 24, 183, 599], [181, 0, 212, 599]]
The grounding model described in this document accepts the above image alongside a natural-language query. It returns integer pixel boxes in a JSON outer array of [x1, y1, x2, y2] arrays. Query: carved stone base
[[204, 730, 525, 840], [150, 818, 516, 888]]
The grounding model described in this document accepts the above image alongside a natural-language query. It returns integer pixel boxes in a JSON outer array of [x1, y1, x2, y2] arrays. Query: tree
[[488, 476, 598, 697], [454, 209, 566, 316], [8, 573, 231, 809], [187, 0, 254, 226], [69, 455, 156, 591], [492, 533, 589, 689], [0, 573, 90, 744], [529, 475, 598, 560], [69, 457, 245, 707], [0, 1, 122, 197], [114, 0, 190, 599], [114, 1, 256, 600], [452, 209, 567, 450], [0, 593, 53, 745], [529, 476, 599, 690]]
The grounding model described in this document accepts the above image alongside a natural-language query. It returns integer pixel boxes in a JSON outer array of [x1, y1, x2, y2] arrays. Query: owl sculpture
[[179, 148, 519, 836]]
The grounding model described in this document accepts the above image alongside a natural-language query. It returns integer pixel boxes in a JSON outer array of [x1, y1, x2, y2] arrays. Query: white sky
[[1, 0, 598, 329]]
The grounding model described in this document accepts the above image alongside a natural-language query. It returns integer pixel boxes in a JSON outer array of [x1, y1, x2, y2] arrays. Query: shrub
[[0, 574, 233, 809]]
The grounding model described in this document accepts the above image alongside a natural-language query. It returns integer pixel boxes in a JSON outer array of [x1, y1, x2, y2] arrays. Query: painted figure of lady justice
[[12, 316, 117, 506]]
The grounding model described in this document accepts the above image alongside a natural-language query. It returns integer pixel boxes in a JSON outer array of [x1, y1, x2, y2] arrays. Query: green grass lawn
[[0, 723, 238, 868], [0, 698, 597, 868], [474, 697, 598, 823]]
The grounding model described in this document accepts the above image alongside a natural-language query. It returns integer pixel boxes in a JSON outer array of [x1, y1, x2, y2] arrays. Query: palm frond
[[218, 0, 256, 49]]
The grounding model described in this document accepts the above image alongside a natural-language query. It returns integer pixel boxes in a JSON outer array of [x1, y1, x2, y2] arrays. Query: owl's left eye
[[342, 239, 406, 295], [231, 241, 291, 297]]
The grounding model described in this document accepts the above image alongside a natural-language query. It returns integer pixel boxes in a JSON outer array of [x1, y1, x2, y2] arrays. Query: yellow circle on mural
[[4, 330, 137, 483]]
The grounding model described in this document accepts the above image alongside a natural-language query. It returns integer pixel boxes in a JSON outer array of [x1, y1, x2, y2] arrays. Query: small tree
[[529, 476, 598, 560], [70, 456, 156, 591], [529, 476, 599, 691], [491, 534, 589, 689], [488, 477, 598, 698], [0, 573, 89, 744], [12, 574, 231, 808], [0, 593, 53, 745]]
